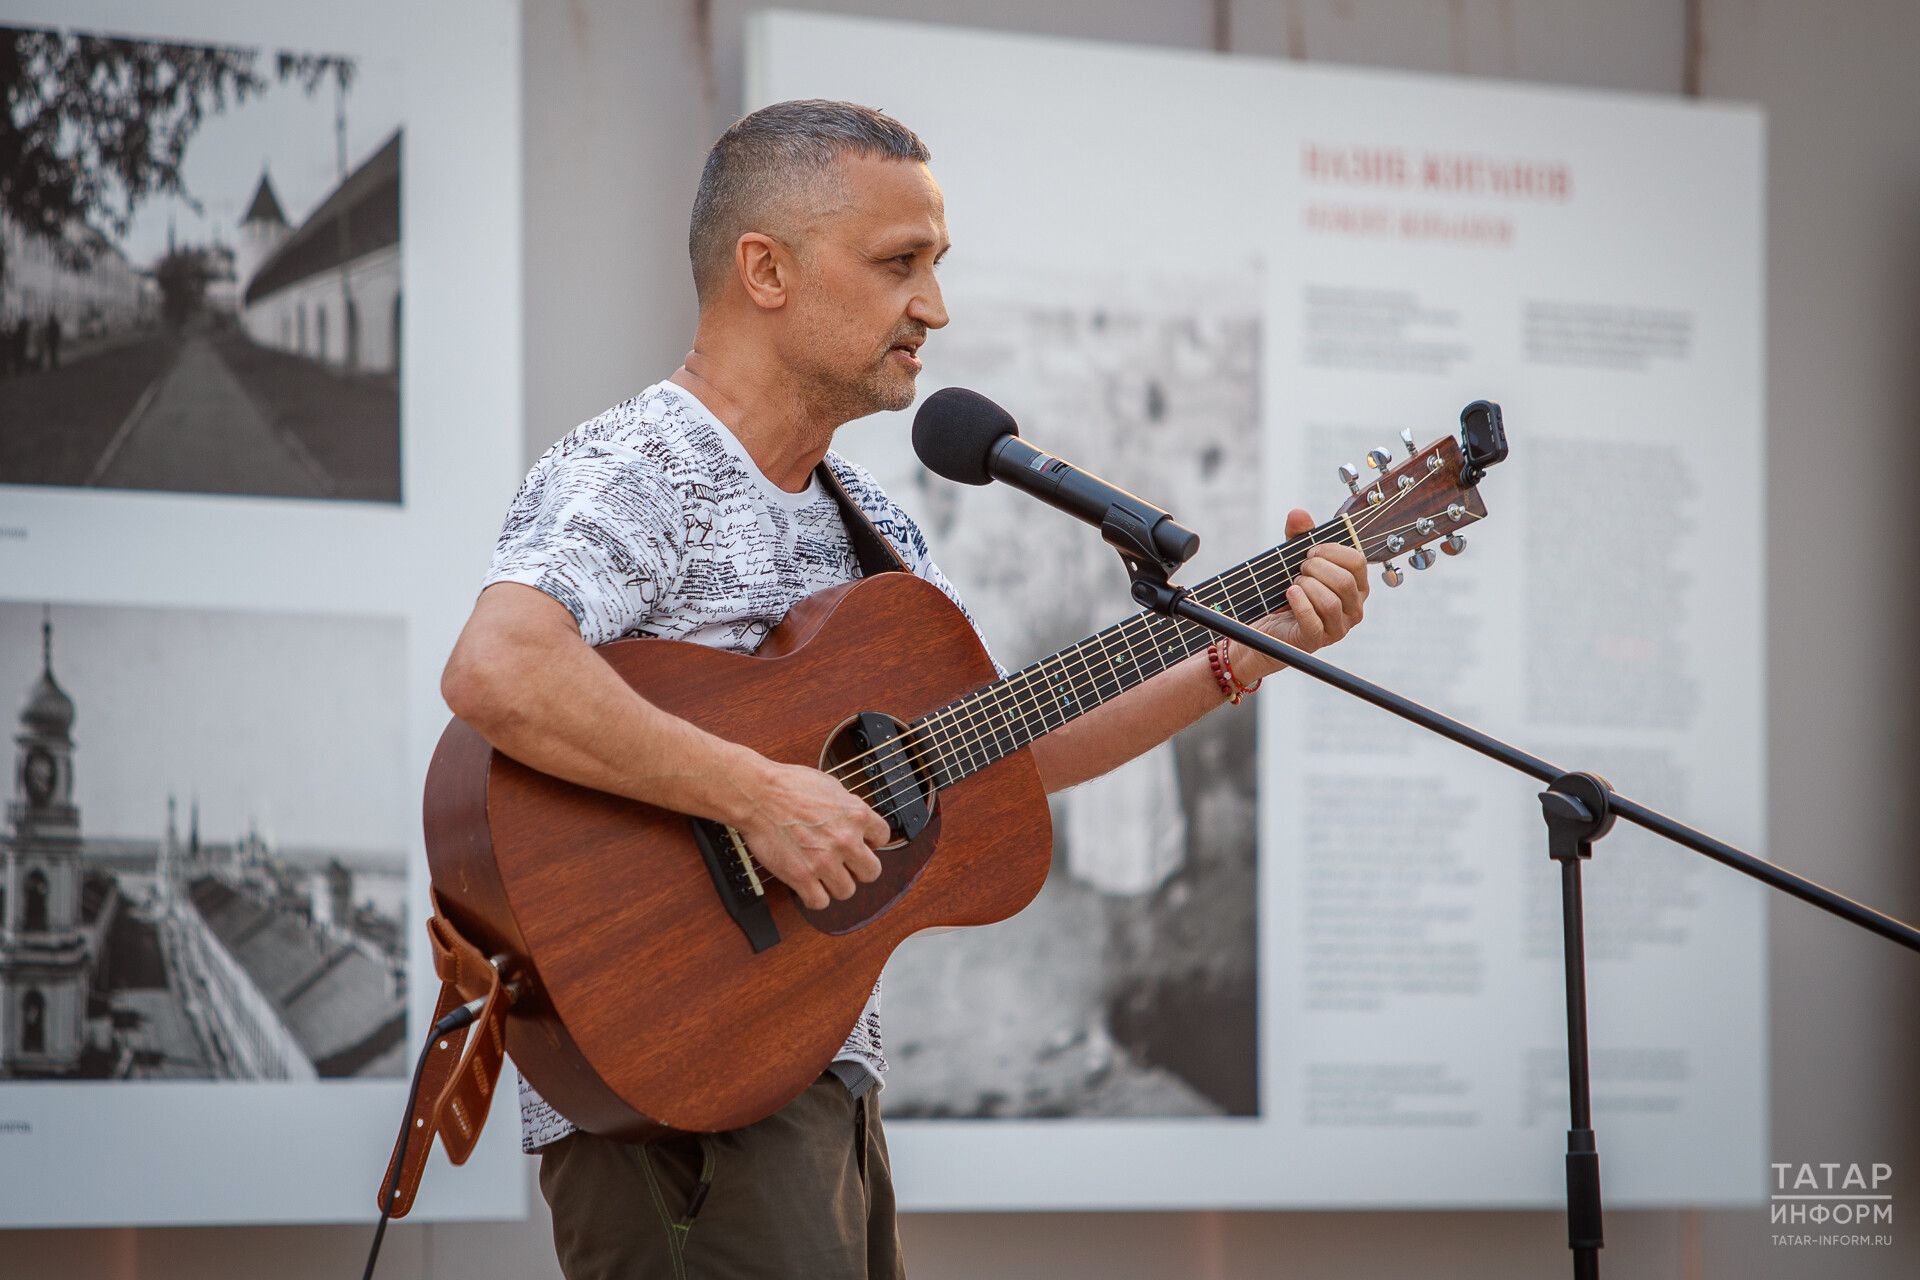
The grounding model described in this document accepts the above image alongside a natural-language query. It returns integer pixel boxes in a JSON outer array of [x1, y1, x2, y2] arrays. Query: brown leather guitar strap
[[817, 461, 909, 578], [376, 891, 513, 1218]]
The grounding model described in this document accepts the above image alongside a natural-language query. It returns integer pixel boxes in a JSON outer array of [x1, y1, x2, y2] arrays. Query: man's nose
[[910, 276, 949, 330]]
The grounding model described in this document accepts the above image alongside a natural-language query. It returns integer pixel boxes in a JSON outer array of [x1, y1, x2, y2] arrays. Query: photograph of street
[[0, 23, 403, 502]]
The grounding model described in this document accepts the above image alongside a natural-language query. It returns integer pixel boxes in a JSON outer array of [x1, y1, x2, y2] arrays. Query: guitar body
[[424, 571, 1053, 1139]]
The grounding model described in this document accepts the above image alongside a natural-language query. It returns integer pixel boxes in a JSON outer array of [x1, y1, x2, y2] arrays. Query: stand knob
[[1400, 427, 1417, 457], [1338, 463, 1361, 495], [1409, 547, 1436, 570], [1442, 532, 1466, 556], [1365, 447, 1394, 473], [1382, 561, 1404, 587]]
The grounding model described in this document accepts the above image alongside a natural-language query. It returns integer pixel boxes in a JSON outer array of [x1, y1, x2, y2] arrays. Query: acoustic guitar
[[421, 408, 1504, 1142]]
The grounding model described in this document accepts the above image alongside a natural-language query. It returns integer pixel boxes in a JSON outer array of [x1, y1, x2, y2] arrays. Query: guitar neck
[[909, 515, 1358, 787]]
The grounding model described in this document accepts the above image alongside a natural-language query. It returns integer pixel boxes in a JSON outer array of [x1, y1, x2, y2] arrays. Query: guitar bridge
[[690, 818, 781, 953]]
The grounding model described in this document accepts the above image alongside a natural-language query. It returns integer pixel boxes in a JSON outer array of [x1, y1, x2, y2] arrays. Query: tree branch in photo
[[274, 50, 356, 100], [0, 25, 360, 297], [0, 25, 264, 272]]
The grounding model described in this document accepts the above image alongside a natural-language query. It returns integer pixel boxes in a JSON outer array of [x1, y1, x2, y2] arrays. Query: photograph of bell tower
[[0, 603, 411, 1081]]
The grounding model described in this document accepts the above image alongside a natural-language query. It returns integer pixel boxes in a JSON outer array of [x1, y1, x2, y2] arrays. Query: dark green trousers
[[539, 1072, 904, 1279]]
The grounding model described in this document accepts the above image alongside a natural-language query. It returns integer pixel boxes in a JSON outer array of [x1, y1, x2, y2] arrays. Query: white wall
[[4, 1, 1914, 1276], [243, 247, 402, 375]]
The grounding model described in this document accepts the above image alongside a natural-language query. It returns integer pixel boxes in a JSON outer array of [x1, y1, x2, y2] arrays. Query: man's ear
[[735, 232, 789, 310]]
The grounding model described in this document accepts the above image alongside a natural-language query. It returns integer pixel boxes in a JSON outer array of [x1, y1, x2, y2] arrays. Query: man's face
[[781, 153, 950, 422]]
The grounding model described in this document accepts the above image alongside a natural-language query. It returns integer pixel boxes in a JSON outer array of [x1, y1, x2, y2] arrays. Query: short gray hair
[[688, 99, 932, 305]]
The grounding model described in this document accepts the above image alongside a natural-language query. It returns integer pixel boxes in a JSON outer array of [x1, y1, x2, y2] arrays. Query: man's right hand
[[443, 585, 891, 911], [730, 759, 890, 911]]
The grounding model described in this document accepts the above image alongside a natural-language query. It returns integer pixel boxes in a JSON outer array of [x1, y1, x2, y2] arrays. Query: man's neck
[[670, 347, 836, 494]]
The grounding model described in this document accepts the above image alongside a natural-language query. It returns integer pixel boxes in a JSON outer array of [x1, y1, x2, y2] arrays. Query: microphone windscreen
[[912, 387, 1018, 486]]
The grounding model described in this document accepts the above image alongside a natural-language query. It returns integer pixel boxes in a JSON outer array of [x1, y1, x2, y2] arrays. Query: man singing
[[440, 99, 1369, 1279]]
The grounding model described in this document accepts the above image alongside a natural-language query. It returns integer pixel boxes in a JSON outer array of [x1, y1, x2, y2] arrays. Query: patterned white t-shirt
[[481, 380, 998, 1151]]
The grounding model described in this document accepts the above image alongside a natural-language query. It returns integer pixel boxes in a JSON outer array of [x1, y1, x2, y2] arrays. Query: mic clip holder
[[1104, 503, 1197, 592]]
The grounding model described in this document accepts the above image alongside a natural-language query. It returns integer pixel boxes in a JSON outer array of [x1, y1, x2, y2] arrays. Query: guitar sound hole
[[819, 712, 937, 848]]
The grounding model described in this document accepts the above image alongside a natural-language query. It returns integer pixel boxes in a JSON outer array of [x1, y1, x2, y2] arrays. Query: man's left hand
[[1232, 507, 1370, 681]]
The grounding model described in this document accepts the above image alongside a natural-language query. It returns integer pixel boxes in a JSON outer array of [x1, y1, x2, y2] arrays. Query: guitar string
[[951, 471, 1442, 769], [827, 460, 1454, 791], [724, 499, 1467, 888], [728, 497, 1465, 886], [933, 530, 1294, 777], [842, 494, 1457, 829], [787, 463, 1453, 828], [723, 469, 1462, 880], [893, 460, 1453, 779]]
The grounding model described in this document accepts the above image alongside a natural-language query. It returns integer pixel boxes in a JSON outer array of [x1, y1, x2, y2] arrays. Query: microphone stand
[[1112, 538, 1920, 1280]]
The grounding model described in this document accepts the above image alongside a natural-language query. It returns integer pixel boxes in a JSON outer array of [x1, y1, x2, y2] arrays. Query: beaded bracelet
[[1206, 639, 1244, 704], [1206, 639, 1240, 704], [1219, 638, 1264, 696]]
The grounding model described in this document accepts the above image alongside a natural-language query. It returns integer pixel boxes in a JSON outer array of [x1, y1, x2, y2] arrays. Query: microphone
[[911, 387, 1200, 570]]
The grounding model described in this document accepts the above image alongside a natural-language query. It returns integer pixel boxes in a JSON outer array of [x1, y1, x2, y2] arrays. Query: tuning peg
[[1365, 447, 1394, 473], [1442, 532, 1466, 556], [1400, 427, 1417, 457], [1409, 547, 1436, 570], [1381, 561, 1404, 587], [1338, 463, 1361, 495]]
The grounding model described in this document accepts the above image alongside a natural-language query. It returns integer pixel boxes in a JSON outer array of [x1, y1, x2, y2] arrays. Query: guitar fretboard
[[910, 518, 1355, 786]]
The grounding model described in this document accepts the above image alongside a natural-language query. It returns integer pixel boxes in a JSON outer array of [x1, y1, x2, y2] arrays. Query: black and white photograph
[[0, 22, 403, 502], [866, 266, 1265, 1118], [0, 600, 409, 1081]]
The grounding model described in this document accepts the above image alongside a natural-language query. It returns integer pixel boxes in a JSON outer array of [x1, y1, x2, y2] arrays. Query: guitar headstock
[[1331, 401, 1508, 586]]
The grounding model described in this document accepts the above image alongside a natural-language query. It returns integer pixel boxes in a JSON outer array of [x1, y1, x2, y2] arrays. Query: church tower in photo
[[235, 169, 291, 301], [0, 612, 91, 1076]]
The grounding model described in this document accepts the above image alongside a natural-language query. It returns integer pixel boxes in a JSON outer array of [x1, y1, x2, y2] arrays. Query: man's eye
[[894, 255, 915, 269]]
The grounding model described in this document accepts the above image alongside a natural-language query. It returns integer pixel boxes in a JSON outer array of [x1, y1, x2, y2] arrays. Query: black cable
[[360, 999, 484, 1280]]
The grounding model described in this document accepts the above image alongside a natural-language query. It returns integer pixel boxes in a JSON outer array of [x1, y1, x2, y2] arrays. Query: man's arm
[[1027, 508, 1368, 794], [440, 582, 887, 911]]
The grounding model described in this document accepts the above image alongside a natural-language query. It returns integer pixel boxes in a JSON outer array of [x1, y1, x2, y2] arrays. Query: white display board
[[0, 0, 525, 1227], [753, 10, 1765, 1210]]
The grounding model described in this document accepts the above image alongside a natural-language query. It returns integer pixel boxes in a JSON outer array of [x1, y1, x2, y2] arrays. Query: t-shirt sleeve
[[482, 440, 686, 646]]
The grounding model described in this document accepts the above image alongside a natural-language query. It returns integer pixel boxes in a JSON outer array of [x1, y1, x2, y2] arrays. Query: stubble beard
[[802, 345, 917, 426]]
